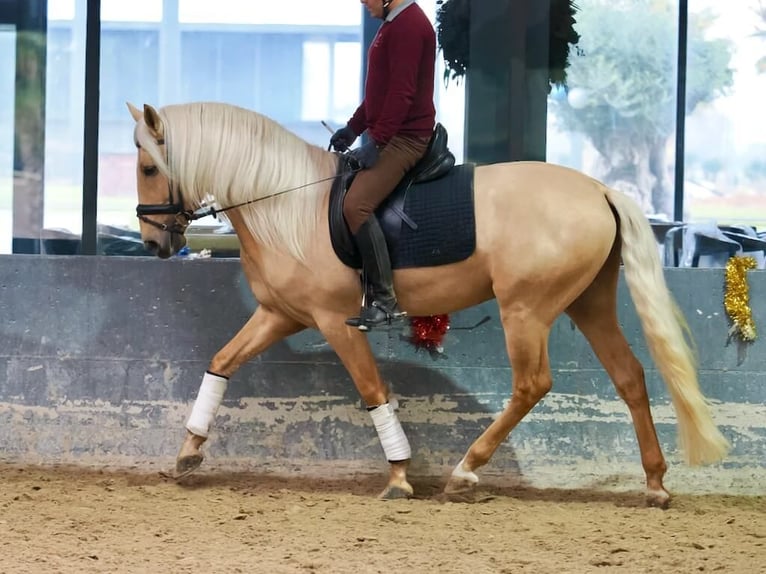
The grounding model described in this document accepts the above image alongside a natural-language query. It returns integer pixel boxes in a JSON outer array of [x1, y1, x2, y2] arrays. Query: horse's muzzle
[[143, 233, 185, 259], [144, 240, 170, 259]]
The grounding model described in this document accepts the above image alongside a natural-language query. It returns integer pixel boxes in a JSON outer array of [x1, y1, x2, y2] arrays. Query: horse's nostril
[[143, 240, 159, 254]]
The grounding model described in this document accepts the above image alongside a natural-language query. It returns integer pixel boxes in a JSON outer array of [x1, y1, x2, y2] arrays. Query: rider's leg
[[348, 216, 405, 329], [343, 134, 429, 329]]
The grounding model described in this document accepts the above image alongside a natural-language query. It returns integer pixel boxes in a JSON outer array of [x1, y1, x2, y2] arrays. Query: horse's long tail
[[604, 187, 730, 466]]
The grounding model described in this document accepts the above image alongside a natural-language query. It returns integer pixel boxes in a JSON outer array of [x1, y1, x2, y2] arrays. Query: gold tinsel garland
[[723, 256, 757, 342]]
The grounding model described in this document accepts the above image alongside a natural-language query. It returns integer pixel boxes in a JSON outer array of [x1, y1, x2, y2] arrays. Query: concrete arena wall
[[0, 255, 764, 494]]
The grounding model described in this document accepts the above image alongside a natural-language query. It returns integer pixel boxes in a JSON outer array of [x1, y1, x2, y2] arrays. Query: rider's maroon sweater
[[347, 3, 436, 146]]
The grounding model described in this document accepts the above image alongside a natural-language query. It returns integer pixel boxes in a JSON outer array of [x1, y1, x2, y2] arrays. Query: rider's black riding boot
[[345, 217, 407, 331]]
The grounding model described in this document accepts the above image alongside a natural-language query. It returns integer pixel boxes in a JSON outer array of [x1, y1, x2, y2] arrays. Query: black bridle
[[135, 138, 359, 236], [134, 138, 195, 235]]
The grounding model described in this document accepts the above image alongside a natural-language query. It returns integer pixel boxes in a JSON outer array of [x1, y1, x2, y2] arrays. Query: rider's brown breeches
[[343, 134, 430, 234]]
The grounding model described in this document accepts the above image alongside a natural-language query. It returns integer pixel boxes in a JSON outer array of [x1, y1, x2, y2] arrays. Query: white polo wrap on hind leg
[[186, 371, 228, 438], [369, 402, 411, 462]]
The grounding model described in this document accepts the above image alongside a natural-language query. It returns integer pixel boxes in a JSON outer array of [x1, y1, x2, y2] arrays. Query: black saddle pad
[[329, 163, 476, 269]]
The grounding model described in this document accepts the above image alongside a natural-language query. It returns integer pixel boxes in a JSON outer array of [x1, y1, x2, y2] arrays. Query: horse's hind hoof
[[173, 453, 204, 479], [379, 484, 414, 500]]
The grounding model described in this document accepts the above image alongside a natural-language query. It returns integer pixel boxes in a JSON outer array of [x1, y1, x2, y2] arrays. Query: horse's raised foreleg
[[566, 245, 670, 508], [317, 315, 413, 499], [175, 305, 306, 477], [445, 313, 552, 497]]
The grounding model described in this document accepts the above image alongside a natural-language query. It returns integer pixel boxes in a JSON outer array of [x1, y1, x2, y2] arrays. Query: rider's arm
[[347, 101, 367, 136]]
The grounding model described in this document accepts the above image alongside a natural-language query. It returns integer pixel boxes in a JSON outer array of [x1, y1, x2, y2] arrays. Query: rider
[[330, 0, 436, 330]]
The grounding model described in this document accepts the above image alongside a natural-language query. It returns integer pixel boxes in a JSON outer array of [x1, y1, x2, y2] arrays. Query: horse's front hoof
[[646, 488, 671, 509], [444, 458, 479, 498], [379, 483, 414, 500], [175, 453, 204, 478]]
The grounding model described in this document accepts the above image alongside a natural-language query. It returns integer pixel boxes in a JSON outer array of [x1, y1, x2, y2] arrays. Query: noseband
[[136, 202, 196, 236]]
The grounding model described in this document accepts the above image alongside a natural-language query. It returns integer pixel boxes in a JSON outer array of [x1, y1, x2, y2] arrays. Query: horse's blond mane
[[135, 102, 337, 262]]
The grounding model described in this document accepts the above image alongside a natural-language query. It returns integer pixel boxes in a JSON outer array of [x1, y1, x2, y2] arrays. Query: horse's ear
[[143, 104, 164, 141], [126, 102, 142, 123]]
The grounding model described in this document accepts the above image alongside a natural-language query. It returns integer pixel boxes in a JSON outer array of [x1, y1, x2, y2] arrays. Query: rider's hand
[[349, 140, 380, 169], [329, 125, 357, 152]]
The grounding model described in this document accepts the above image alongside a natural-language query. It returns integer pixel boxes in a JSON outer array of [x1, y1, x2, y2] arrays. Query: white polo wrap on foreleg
[[186, 371, 228, 438], [369, 402, 411, 462]]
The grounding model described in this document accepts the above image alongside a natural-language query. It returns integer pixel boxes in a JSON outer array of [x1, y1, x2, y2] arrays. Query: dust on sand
[[0, 463, 763, 574]]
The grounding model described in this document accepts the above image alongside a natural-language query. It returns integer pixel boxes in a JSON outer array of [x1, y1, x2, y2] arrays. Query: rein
[[188, 171, 358, 221], [136, 140, 359, 235]]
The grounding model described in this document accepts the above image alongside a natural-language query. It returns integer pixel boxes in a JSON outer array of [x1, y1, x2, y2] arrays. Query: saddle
[[329, 123, 458, 269]]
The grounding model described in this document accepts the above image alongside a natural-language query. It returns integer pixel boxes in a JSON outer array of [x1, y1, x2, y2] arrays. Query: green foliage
[[552, 0, 733, 149], [435, 0, 470, 83], [14, 31, 46, 171], [435, 0, 581, 88], [549, 0, 734, 215], [549, 0, 582, 88]]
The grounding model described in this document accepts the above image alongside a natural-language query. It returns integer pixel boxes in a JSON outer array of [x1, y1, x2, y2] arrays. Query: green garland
[[435, 0, 471, 83], [436, 0, 581, 88]]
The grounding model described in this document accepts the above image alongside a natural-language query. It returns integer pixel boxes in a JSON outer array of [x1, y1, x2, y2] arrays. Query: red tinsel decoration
[[409, 314, 450, 352]]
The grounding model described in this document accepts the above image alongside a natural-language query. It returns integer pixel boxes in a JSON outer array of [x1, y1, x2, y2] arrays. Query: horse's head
[[128, 102, 189, 259]]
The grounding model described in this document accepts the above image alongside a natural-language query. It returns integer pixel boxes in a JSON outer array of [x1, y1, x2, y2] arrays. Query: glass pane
[[178, 0, 361, 26], [302, 41, 331, 122], [1, 4, 78, 254], [99, 27, 159, 235], [101, 30, 159, 122], [98, 2, 364, 244], [547, 0, 679, 218], [685, 0, 766, 228], [179, 31, 219, 103], [48, 0, 75, 20], [7, 15, 65, 255], [95, 0, 466, 250], [0, 26, 15, 253], [101, 0, 162, 22], [44, 17, 84, 248], [332, 41, 361, 125]]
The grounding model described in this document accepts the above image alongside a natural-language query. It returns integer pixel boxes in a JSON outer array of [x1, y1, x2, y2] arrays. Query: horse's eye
[[142, 165, 159, 177]]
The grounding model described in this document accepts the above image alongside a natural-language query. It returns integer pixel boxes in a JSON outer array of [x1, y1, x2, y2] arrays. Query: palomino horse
[[127, 101, 728, 507]]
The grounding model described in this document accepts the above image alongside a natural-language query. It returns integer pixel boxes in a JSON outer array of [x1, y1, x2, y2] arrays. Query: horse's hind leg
[[566, 241, 670, 507], [175, 305, 306, 477], [445, 310, 552, 496]]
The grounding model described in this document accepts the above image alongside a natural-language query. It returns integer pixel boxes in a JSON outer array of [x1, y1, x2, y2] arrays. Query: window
[[332, 41, 362, 124], [0, 26, 15, 253], [302, 41, 331, 122], [100, 29, 159, 124], [44, 23, 82, 241], [96, 3, 363, 235], [547, 0, 681, 218], [684, 0, 766, 227], [180, 32, 303, 121], [45, 27, 71, 122], [101, 0, 162, 22]]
